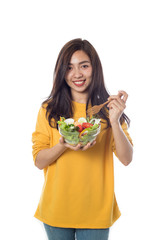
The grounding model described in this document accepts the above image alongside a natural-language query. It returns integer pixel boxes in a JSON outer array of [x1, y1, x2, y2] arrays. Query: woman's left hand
[[59, 137, 96, 151], [107, 90, 128, 125]]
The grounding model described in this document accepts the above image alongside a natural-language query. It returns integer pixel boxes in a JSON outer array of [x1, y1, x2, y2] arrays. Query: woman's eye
[[67, 66, 72, 71], [82, 65, 89, 69]]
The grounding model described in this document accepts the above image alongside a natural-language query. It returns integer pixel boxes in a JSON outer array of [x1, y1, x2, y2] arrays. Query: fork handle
[[101, 100, 109, 107]]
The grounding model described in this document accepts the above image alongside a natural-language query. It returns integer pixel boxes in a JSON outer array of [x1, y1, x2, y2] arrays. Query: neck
[[71, 91, 88, 104]]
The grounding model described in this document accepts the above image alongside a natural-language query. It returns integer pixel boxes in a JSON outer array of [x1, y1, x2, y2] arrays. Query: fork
[[87, 100, 110, 116]]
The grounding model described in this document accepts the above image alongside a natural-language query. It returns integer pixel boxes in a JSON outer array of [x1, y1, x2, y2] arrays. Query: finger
[[108, 98, 125, 109], [109, 102, 117, 108], [108, 99, 124, 111], [118, 90, 127, 96], [108, 102, 123, 115], [82, 140, 96, 151], [89, 140, 96, 148], [62, 141, 82, 151], [81, 142, 90, 151], [108, 95, 120, 101], [90, 140, 96, 147], [70, 143, 82, 150], [114, 97, 126, 109], [59, 137, 65, 144], [108, 91, 128, 103], [118, 90, 128, 103], [108, 93, 126, 108]]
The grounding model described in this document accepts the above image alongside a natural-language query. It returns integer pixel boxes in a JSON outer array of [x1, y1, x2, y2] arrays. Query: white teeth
[[74, 80, 85, 84]]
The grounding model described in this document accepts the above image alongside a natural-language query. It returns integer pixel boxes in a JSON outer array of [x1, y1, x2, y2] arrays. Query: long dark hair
[[42, 38, 130, 128]]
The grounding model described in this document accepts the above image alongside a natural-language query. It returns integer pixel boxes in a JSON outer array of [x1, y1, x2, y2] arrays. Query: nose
[[74, 67, 83, 79]]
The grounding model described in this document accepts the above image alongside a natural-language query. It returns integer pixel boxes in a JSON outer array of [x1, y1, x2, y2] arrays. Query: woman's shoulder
[[36, 103, 48, 118], [35, 103, 48, 125], [40, 102, 57, 127], [41, 102, 48, 109]]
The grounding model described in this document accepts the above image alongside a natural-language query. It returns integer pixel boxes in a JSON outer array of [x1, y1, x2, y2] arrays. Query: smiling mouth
[[73, 80, 86, 87]]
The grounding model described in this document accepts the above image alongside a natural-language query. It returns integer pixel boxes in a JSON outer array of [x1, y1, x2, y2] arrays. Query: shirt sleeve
[[112, 121, 133, 157], [32, 106, 50, 164]]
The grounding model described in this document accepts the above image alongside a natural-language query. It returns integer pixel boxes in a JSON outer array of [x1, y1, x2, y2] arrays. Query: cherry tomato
[[77, 125, 83, 132], [82, 122, 93, 129]]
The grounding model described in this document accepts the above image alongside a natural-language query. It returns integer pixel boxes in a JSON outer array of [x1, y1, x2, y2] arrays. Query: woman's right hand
[[59, 137, 96, 151]]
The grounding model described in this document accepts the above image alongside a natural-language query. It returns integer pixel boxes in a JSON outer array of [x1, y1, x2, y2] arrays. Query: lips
[[73, 80, 86, 87]]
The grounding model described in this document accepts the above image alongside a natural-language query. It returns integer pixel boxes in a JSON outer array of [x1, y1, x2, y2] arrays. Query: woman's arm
[[107, 90, 133, 166], [111, 122, 133, 166], [35, 143, 67, 170], [35, 137, 96, 170]]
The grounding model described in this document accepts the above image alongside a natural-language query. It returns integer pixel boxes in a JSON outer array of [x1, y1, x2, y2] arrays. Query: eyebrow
[[68, 60, 90, 65]]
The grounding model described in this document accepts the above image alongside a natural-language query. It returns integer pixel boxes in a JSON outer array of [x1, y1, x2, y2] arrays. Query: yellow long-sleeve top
[[32, 101, 133, 229]]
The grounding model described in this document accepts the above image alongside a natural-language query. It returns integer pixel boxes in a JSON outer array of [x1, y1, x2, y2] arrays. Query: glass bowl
[[58, 125, 101, 146]]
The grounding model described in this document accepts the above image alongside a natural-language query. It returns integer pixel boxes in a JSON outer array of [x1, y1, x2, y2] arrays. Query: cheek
[[65, 79, 72, 88], [86, 71, 92, 80], [86, 67, 92, 77], [65, 73, 71, 83], [65, 71, 73, 81]]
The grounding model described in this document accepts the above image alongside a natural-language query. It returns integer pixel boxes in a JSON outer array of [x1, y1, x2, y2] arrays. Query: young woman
[[32, 38, 133, 240]]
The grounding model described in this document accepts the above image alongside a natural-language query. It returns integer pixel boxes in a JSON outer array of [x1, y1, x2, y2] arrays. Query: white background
[[0, 0, 160, 239]]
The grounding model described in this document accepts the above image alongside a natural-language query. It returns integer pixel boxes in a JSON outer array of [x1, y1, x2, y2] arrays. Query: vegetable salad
[[57, 116, 101, 146]]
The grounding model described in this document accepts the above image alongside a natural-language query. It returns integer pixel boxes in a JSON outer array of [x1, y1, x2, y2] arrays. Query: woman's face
[[65, 50, 92, 95]]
